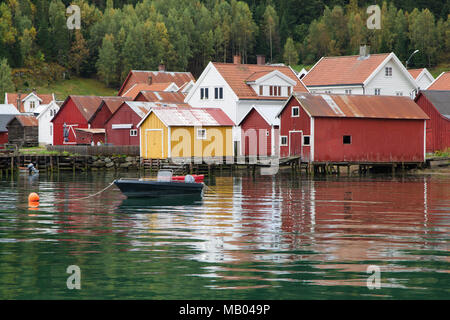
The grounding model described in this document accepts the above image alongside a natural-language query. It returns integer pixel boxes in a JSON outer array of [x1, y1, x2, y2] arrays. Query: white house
[[302, 46, 419, 99], [408, 68, 434, 91], [5, 91, 55, 114], [184, 56, 309, 154], [36, 100, 62, 145], [0, 104, 20, 115]]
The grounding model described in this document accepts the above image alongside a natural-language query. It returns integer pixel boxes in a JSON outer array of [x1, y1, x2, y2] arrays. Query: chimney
[[158, 63, 165, 72], [358, 44, 370, 60], [148, 76, 153, 85], [233, 55, 241, 64], [256, 55, 265, 65]]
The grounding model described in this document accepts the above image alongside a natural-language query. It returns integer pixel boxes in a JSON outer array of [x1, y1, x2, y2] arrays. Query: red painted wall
[[52, 98, 88, 145], [415, 94, 450, 153], [104, 104, 141, 146], [241, 109, 273, 156], [279, 97, 311, 159], [90, 106, 112, 129], [314, 117, 425, 162], [0, 132, 8, 149], [76, 131, 105, 145]]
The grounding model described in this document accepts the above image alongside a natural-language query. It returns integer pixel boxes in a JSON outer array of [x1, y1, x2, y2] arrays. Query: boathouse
[[88, 97, 129, 129], [277, 93, 429, 163], [104, 101, 156, 146], [415, 90, 450, 153], [51, 95, 103, 145], [238, 106, 279, 157], [137, 107, 234, 160], [6, 115, 39, 147]]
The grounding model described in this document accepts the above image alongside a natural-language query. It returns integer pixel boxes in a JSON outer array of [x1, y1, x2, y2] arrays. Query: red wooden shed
[[415, 90, 450, 153], [88, 97, 129, 129], [51, 95, 103, 145], [104, 101, 154, 146], [75, 128, 106, 145], [238, 106, 280, 157], [277, 93, 429, 163]]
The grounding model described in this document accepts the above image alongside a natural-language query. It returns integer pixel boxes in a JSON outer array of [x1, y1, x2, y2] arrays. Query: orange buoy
[[28, 192, 40, 203]]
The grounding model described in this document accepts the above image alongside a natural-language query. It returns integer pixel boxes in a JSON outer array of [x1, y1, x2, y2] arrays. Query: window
[[280, 136, 288, 146], [396, 91, 403, 96], [197, 129, 206, 140], [214, 87, 223, 99], [374, 88, 381, 95], [292, 106, 299, 117], [269, 86, 281, 96], [266, 130, 270, 136], [259, 85, 263, 95], [343, 135, 351, 144], [287, 86, 291, 96], [345, 89, 352, 94], [130, 129, 138, 136], [303, 135, 310, 146], [324, 90, 332, 94], [50, 124, 52, 136], [30, 101, 35, 109], [385, 67, 392, 76], [269, 86, 273, 96], [200, 88, 209, 100]]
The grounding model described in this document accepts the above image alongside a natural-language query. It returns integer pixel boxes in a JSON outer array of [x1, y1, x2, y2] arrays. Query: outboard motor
[[27, 163, 39, 175]]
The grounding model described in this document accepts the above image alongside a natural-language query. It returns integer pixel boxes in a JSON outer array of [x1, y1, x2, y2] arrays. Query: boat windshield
[[157, 170, 173, 182]]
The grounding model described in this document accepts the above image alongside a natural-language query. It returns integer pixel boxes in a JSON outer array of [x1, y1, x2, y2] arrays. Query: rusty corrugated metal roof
[[291, 92, 429, 120], [13, 115, 38, 127], [136, 91, 188, 105]]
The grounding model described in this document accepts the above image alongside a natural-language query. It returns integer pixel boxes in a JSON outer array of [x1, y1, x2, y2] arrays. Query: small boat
[[171, 174, 204, 183], [114, 170, 204, 198]]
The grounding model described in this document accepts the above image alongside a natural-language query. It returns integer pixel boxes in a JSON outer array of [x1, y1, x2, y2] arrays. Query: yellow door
[[146, 129, 163, 159]]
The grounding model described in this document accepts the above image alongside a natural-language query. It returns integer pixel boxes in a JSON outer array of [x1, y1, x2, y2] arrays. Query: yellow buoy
[[28, 192, 40, 203]]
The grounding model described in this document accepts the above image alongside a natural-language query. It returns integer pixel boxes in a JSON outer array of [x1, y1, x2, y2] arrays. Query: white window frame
[[345, 89, 352, 94], [374, 88, 381, 95], [130, 129, 138, 137], [30, 101, 35, 109], [385, 67, 392, 77], [214, 87, 223, 100], [280, 136, 288, 146], [396, 91, 403, 96], [200, 87, 209, 100], [303, 135, 310, 146], [291, 106, 299, 117], [197, 128, 207, 140]]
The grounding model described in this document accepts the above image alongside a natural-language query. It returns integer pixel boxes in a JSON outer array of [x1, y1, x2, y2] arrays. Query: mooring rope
[[53, 181, 116, 203]]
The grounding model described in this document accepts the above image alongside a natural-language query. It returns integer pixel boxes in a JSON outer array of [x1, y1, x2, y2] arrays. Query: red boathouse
[[239, 106, 280, 157], [277, 93, 429, 163], [415, 90, 450, 153]]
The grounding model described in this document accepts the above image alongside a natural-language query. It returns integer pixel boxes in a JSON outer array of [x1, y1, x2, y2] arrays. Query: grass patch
[[34, 76, 118, 100], [428, 63, 449, 78], [433, 148, 450, 158], [291, 64, 314, 73]]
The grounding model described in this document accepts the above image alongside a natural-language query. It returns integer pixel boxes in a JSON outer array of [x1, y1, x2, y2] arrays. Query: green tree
[[48, 0, 70, 66], [283, 37, 298, 65], [262, 5, 279, 62], [0, 58, 15, 99], [96, 34, 118, 87], [69, 30, 89, 75]]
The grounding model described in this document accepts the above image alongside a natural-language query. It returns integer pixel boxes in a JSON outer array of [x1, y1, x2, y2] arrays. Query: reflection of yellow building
[[137, 107, 234, 159]]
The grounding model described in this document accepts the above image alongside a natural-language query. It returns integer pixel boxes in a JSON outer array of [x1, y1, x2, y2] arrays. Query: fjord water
[[0, 171, 448, 299]]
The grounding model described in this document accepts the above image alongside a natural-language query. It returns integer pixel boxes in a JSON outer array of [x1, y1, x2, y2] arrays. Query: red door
[[289, 131, 302, 156]]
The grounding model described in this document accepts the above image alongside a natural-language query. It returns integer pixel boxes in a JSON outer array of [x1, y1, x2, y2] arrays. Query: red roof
[[10, 115, 38, 127], [281, 92, 429, 120], [5, 92, 54, 113], [212, 62, 308, 99], [302, 53, 390, 86], [118, 70, 195, 96], [120, 82, 176, 99], [408, 68, 425, 79], [427, 72, 450, 90], [88, 97, 130, 123], [135, 91, 189, 105]]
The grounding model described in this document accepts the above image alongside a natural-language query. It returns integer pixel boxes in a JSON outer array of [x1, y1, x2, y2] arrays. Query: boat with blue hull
[[114, 170, 204, 198]]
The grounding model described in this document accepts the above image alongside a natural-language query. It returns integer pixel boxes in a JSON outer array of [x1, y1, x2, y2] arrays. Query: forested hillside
[[0, 0, 449, 94]]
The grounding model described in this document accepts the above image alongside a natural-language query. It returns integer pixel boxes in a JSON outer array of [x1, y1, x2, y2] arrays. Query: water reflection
[[0, 171, 448, 299]]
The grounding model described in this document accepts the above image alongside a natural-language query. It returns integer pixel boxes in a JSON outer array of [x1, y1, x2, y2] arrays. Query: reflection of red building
[[278, 93, 429, 163]]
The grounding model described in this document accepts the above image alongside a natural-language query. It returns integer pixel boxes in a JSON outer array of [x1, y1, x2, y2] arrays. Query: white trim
[[168, 126, 171, 158], [291, 106, 300, 117], [423, 120, 426, 160], [247, 70, 297, 86], [196, 128, 207, 140], [310, 117, 314, 161], [130, 129, 138, 136], [112, 124, 133, 129], [280, 135, 288, 146], [21, 92, 43, 102], [145, 128, 164, 158], [302, 135, 310, 146], [271, 126, 275, 156]]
